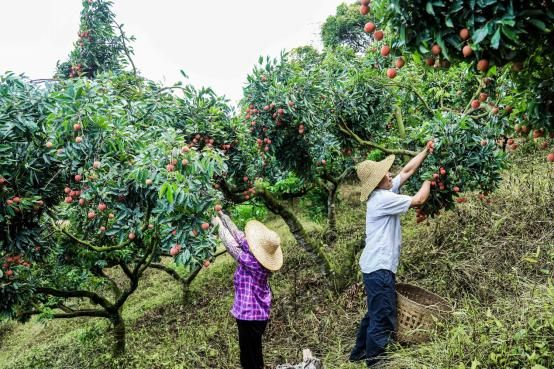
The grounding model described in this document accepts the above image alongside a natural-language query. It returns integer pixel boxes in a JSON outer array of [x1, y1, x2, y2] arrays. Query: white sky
[[0, 0, 347, 105]]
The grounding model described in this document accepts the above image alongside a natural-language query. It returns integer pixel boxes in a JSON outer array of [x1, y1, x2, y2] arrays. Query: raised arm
[[219, 212, 244, 241], [212, 217, 242, 260], [398, 141, 433, 187], [410, 180, 431, 208]]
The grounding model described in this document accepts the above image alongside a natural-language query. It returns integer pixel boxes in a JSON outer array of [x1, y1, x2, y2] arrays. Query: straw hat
[[356, 155, 395, 202], [244, 220, 283, 272]]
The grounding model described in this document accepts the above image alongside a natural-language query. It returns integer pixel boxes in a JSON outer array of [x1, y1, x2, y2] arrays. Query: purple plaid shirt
[[231, 237, 271, 320], [216, 214, 271, 321]]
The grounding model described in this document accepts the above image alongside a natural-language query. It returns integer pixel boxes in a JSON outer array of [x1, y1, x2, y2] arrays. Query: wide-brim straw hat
[[356, 155, 395, 202], [245, 220, 283, 272]]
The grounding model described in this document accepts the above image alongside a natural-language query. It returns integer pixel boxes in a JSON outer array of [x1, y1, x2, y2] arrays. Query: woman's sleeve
[[217, 222, 243, 260], [219, 213, 245, 241]]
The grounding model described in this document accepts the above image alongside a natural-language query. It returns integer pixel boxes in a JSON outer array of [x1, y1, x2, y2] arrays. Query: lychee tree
[[234, 34, 512, 277], [378, 0, 552, 64], [0, 73, 67, 318], [359, 0, 554, 153], [56, 0, 133, 79], [404, 112, 507, 222], [349, 49, 514, 219], [321, 2, 375, 53], [0, 74, 227, 355], [235, 47, 419, 278]]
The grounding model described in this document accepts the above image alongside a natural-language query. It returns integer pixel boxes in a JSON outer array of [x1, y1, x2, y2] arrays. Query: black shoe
[[366, 358, 382, 368], [348, 352, 367, 362]]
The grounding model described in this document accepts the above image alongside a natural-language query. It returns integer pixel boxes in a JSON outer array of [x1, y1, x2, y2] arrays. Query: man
[[350, 142, 432, 367]]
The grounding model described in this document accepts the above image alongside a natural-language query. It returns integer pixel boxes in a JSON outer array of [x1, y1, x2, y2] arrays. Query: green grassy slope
[[0, 151, 552, 369]]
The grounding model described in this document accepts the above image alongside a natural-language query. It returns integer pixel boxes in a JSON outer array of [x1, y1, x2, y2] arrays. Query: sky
[[0, 0, 348, 105]]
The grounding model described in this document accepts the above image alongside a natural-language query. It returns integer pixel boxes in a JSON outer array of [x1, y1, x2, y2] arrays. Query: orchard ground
[[0, 149, 552, 369]]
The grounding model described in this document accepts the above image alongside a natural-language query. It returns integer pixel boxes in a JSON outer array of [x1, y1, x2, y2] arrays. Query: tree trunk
[[257, 187, 334, 275], [325, 182, 338, 245], [110, 313, 126, 356], [394, 105, 406, 139]]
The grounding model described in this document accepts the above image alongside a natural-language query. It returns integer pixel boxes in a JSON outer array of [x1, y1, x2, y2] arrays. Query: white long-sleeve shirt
[[359, 175, 412, 274]]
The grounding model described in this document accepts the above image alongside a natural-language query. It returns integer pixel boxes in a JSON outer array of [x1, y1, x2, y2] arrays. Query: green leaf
[[528, 19, 547, 32], [501, 26, 518, 42], [472, 26, 489, 45], [159, 182, 168, 199], [448, 0, 463, 14], [426, 1, 435, 15], [490, 28, 501, 49]]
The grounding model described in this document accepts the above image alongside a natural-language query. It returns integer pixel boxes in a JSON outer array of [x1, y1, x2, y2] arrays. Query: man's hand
[[426, 139, 435, 154], [398, 141, 433, 186]]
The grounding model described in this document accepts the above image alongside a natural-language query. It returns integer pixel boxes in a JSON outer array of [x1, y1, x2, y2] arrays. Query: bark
[[150, 262, 191, 301], [150, 250, 227, 303], [394, 105, 406, 139], [256, 186, 334, 275], [338, 120, 418, 156], [321, 167, 353, 246], [110, 313, 126, 356], [325, 182, 338, 244]]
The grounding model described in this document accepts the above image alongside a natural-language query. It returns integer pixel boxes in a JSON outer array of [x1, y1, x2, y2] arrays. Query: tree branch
[[184, 249, 227, 285], [322, 166, 354, 187], [47, 206, 152, 252], [463, 77, 484, 115], [338, 121, 418, 156], [150, 250, 228, 289], [119, 261, 133, 280], [57, 304, 75, 313], [137, 238, 158, 276], [216, 178, 248, 204], [389, 82, 435, 115], [255, 184, 334, 275], [95, 268, 122, 298], [469, 111, 490, 119], [19, 308, 109, 320], [36, 287, 112, 310], [114, 21, 137, 77], [394, 106, 406, 139]]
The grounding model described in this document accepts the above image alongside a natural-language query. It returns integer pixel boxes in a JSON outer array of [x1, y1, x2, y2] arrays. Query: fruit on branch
[[477, 59, 489, 72], [364, 22, 376, 33]]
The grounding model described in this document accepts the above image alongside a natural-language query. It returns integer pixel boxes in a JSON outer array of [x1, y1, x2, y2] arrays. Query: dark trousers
[[350, 269, 397, 367], [236, 319, 268, 369]]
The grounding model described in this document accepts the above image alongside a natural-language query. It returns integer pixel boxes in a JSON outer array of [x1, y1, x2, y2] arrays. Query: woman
[[212, 211, 283, 369]]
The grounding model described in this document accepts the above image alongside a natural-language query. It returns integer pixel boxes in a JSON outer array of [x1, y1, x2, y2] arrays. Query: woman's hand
[[211, 216, 221, 227]]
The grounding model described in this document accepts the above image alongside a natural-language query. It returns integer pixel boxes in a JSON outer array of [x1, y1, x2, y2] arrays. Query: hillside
[[0, 150, 552, 369]]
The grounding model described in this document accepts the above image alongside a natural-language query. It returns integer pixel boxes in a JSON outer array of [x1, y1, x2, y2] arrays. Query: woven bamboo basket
[[396, 283, 453, 344]]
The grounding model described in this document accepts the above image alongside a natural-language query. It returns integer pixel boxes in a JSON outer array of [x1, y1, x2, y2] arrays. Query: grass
[[0, 150, 552, 369]]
